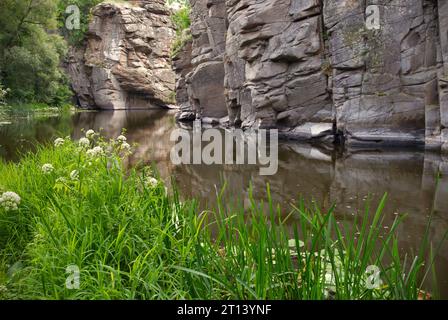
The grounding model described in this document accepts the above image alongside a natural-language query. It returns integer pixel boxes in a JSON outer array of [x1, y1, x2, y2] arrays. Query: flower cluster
[[54, 138, 65, 148], [116, 134, 131, 153], [70, 170, 79, 181], [117, 135, 127, 143], [86, 129, 96, 140], [42, 164, 54, 174], [144, 177, 159, 188], [78, 137, 90, 148], [86, 146, 104, 158], [0, 191, 21, 211]]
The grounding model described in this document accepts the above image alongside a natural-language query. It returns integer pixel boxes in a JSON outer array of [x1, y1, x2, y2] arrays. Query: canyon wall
[[175, 0, 448, 151], [175, 0, 228, 121], [67, 0, 176, 110]]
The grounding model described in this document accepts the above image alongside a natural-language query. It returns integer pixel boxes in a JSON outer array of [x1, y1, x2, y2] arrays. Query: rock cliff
[[67, 0, 176, 110], [174, 0, 448, 151]]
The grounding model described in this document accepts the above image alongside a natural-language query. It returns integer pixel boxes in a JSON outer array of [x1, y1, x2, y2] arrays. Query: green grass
[[169, 3, 192, 58], [0, 132, 444, 299]]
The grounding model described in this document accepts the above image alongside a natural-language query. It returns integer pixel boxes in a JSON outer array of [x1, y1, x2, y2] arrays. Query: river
[[1, 109, 447, 297]]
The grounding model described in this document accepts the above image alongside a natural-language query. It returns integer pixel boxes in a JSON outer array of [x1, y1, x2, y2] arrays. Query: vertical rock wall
[[225, 0, 333, 142], [324, 0, 441, 147], [182, 0, 228, 119], [437, 0, 448, 152], [67, 0, 176, 110], [67, 0, 448, 152], [174, 0, 448, 151]]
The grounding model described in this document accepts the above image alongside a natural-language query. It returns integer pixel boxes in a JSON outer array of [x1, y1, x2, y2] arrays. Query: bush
[[0, 131, 442, 300], [58, 0, 102, 46], [0, 0, 71, 107]]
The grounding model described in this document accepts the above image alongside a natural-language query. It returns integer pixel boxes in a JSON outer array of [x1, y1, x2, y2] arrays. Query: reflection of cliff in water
[[70, 112, 448, 251], [71, 110, 178, 179]]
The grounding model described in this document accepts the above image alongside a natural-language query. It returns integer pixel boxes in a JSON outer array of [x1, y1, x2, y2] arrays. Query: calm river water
[[1, 109, 447, 297]]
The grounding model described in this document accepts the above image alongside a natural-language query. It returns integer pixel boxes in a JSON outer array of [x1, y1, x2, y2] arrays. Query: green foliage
[[0, 82, 9, 106], [58, 0, 102, 46], [171, 5, 191, 33], [169, 1, 192, 57], [171, 30, 192, 58], [0, 0, 71, 107], [0, 133, 443, 299]]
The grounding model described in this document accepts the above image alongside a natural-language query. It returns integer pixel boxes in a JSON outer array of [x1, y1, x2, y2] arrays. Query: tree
[[58, 0, 102, 46], [0, 0, 70, 106]]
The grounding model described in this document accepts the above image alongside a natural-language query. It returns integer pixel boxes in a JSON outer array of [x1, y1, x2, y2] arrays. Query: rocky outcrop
[[173, 39, 194, 121], [225, 0, 333, 142], [437, 0, 448, 152], [174, 0, 228, 120], [324, 0, 440, 147], [172, 0, 448, 152], [67, 0, 176, 110]]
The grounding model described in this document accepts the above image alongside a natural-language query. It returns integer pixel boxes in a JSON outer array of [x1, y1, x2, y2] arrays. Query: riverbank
[[0, 131, 442, 299], [0, 103, 76, 124]]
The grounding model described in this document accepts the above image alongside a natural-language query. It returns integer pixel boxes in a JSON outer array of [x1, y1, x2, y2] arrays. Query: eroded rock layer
[[68, 0, 176, 110], [173, 0, 448, 151], [177, 0, 228, 120]]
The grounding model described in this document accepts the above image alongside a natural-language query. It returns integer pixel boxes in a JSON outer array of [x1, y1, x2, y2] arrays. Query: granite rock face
[[174, 0, 228, 120], [171, 0, 448, 151], [324, 0, 441, 147], [225, 0, 332, 138], [438, 0, 448, 152], [67, 1, 176, 110], [173, 39, 194, 121]]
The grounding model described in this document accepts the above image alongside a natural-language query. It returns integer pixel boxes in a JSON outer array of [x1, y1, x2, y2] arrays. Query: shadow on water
[[1, 109, 448, 297]]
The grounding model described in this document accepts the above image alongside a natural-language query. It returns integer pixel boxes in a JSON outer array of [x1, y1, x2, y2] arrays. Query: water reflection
[[1, 110, 448, 297]]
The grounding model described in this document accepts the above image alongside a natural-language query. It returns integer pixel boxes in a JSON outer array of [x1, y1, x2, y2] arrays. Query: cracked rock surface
[[67, 0, 176, 110], [173, 0, 448, 151]]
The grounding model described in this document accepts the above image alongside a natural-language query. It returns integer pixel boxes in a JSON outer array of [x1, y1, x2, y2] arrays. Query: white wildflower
[[78, 137, 90, 148], [70, 170, 79, 181], [0, 191, 21, 211], [54, 138, 65, 147], [85, 129, 95, 140], [120, 142, 131, 152], [42, 164, 54, 174], [56, 177, 67, 184], [116, 135, 127, 143], [144, 177, 159, 188], [86, 146, 104, 158]]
